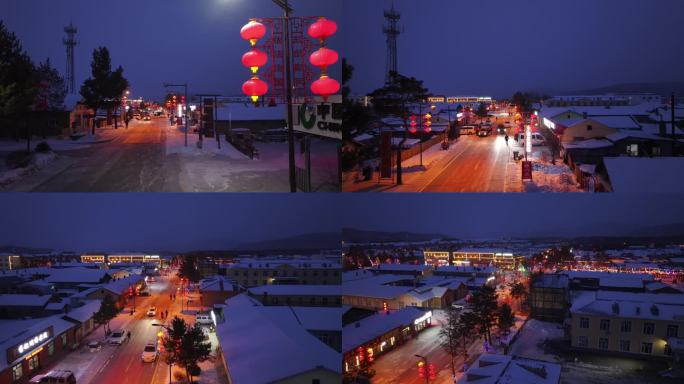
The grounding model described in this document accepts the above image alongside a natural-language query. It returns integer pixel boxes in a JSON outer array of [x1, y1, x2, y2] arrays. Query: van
[[516, 132, 546, 146], [195, 312, 213, 326], [32, 370, 76, 384]]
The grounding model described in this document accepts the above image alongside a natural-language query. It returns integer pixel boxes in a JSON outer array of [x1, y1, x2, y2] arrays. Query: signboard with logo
[[292, 95, 342, 140], [6, 326, 53, 364], [522, 161, 533, 180]]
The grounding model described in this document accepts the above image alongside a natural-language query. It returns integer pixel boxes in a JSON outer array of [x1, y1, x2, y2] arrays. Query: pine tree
[[80, 47, 128, 132], [440, 307, 478, 376], [162, 317, 211, 383], [0, 21, 37, 117], [35, 58, 66, 110], [94, 294, 118, 338], [471, 285, 498, 344], [498, 303, 515, 339], [178, 255, 202, 283]]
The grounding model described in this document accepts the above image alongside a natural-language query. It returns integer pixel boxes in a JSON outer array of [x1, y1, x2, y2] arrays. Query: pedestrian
[[127, 331, 131, 341], [504, 134, 509, 145], [165, 310, 168, 318], [170, 294, 172, 301]]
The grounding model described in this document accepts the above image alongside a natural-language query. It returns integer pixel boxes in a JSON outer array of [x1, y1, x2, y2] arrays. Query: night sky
[[341, 194, 684, 239], [342, 0, 684, 98], [0, 194, 340, 252], [1, 0, 341, 101]]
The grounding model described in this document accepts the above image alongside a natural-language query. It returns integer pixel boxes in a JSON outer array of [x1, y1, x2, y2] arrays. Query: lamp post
[[415, 354, 430, 384], [152, 323, 173, 384], [269, 0, 297, 192], [164, 83, 189, 147]]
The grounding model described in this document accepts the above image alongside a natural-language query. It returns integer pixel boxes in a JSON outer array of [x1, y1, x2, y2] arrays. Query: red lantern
[[240, 20, 266, 46], [242, 76, 268, 103], [242, 49, 268, 74], [309, 47, 339, 72], [310, 76, 339, 102], [409, 115, 418, 134], [307, 17, 337, 42]]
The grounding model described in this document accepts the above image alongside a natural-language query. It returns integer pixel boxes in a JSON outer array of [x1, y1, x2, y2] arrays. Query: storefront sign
[[6, 326, 53, 364], [414, 311, 432, 325], [292, 95, 342, 140]]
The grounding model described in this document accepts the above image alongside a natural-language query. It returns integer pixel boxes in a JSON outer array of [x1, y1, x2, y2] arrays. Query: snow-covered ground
[[0, 126, 124, 153], [525, 161, 583, 192], [0, 152, 57, 187]]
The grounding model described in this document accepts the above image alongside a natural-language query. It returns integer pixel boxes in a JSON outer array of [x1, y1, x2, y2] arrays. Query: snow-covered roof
[[230, 258, 339, 269], [248, 284, 341, 296], [215, 103, 285, 121], [0, 294, 52, 307], [571, 291, 684, 321], [0, 315, 75, 372], [563, 139, 614, 150], [458, 354, 561, 384], [216, 294, 340, 383], [606, 131, 674, 142], [45, 267, 110, 283], [100, 274, 144, 295], [342, 307, 427, 353], [392, 138, 420, 148], [353, 133, 375, 142], [603, 157, 684, 192], [288, 307, 341, 331], [372, 263, 431, 273], [63, 300, 101, 323], [198, 276, 235, 292]]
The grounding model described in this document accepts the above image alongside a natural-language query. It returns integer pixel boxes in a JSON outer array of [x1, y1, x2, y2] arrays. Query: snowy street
[[0, 117, 339, 192]]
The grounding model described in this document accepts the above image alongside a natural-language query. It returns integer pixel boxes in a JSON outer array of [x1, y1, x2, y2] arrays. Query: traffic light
[[424, 113, 432, 133], [128, 286, 133, 297], [428, 363, 437, 380], [409, 115, 418, 134], [382, 301, 388, 314], [357, 346, 365, 362], [417, 361, 425, 378], [367, 347, 374, 363]]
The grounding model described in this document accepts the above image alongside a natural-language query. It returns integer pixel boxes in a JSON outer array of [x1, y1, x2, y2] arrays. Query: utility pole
[[269, 0, 297, 192], [671, 93, 676, 142]]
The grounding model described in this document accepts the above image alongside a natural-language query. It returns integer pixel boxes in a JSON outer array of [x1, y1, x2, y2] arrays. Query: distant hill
[[569, 82, 684, 97], [342, 228, 449, 243], [0, 245, 54, 254], [235, 232, 340, 251]]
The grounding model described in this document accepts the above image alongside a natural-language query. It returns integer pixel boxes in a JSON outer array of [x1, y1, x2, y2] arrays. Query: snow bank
[[0, 152, 57, 187]]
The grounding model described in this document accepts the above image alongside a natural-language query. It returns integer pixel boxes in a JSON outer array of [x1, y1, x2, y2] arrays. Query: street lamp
[[164, 83, 189, 147], [152, 323, 172, 384]]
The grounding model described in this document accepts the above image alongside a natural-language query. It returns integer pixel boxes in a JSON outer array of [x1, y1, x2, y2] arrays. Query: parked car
[[87, 340, 101, 353], [30, 370, 76, 384], [108, 328, 128, 345], [141, 342, 158, 363], [147, 307, 156, 317]]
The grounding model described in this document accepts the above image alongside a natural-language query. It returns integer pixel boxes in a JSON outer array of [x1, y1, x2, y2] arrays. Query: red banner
[[522, 161, 533, 180], [380, 131, 392, 179]]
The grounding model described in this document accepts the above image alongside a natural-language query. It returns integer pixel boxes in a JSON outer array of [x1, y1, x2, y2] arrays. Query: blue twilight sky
[[341, 0, 684, 98], [340, 194, 684, 239], [0, 194, 340, 252], [1, 0, 342, 101]]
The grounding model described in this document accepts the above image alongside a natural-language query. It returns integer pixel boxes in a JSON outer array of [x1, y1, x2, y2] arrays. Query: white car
[[147, 307, 157, 317], [109, 329, 128, 345], [141, 342, 158, 362]]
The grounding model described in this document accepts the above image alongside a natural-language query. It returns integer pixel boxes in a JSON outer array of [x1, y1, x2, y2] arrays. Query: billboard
[[292, 95, 342, 140]]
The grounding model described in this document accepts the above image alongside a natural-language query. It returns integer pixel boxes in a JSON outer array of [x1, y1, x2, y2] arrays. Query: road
[[46, 271, 212, 384], [419, 134, 515, 192], [371, 311, 484, 384], [29, 118, 182, 192]]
